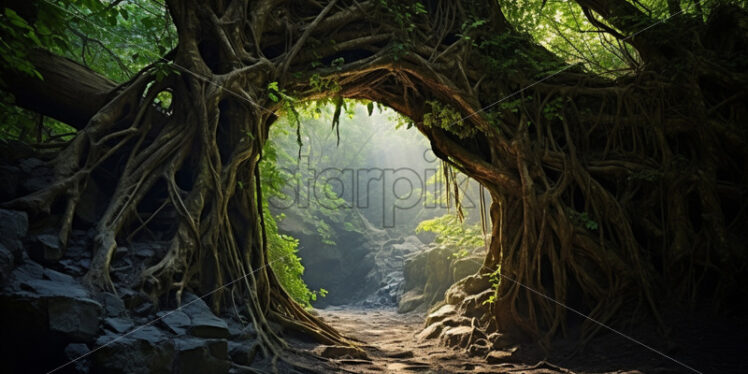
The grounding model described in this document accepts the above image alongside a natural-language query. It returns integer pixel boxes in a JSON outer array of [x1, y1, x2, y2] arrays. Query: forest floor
[[309, 306, 745, 374], [314, 307, 589, 374]]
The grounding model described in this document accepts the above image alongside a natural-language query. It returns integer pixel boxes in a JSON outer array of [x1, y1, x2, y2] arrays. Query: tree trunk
[[2, 0, 747, 362]]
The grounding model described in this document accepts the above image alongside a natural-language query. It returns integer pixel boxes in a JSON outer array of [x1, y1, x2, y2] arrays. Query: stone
[[29, 234, 64, 264], [174, 337, 229, 374], [485, 347, 519, 364], [0, 243, 14, 284], [92, 327, 175, 374], [451, 256, 482, 282], [416, 322, 444, 341], [312, 345, 367, 359], [0, 209, 28, 254], [440, 325, 487, 349], [64, 343, 91, 373], [0, 165, 21, 197], [18, 157, 44, 173], [100, 292, 126, 317], [159, 310, 191, 335], [397, 289, 426, 313], [181, 293, 229, 338], [43, 267, 75, 283], [424, 304, 456, 325], [104, 317, 134, 333], [48, 296, 102, 341], [228, 341, 257, 366], [226, 318, 257, 340]]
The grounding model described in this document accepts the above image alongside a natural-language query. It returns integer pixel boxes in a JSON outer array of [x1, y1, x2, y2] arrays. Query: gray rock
[[104, 317, 134, 333], [18, 157, 44, 173], [43, 267, 75, 283], [92, 327, 175, 374], [100, 292, 126, 317], [48, 296, 102, 341], [174, 337, 229, 374], [397, 289, 426, 313], [29, 234, 64, 264], [0, 209, 28, 254], [228, 341, 257, 366], [159, 310, 191, 335], [181, 293, 229, 338], [226, 318, 257, 340], [0, 243, 14, 283], [0, 165, 21, 197], [64, 343, 91, 373]]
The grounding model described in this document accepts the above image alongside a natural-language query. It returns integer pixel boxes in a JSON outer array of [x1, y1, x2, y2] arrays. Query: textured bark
[[3, 49, 118, 129], [2, 0, 747, 363]]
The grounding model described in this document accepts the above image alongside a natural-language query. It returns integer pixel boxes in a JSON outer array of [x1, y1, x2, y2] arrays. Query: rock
[[424, 304, 456, 325], [64, 343, 91, 373], [0, 209, 28, 254], [226, 318, 257, 340], [444, 284, 468, 305], [440, 325, 487, 349], [228, 341, 257, 366], [29, 234, 64, 264], [159, 310, 191, 335], [0, 243, 14, 284], [485, 346, 519, 364], [18, 157, 44, 173], [312, 345, 367, 359], [174, 337, 229, 374], [104, 317, 134, 333], [451, 256, 482, 282], [92, 327, 175, 374], [43, 267, 75, 283], [416, 322, 444, 341], [48, 296, 102, 341], [181, 293, 229, 338], [100, 292, 126, 317], [0, 165, 21, 197], [397, 289, 426, 313]]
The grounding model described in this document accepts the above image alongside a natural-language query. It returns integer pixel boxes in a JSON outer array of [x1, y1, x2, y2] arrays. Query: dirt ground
[[308, 307, 745, 374]]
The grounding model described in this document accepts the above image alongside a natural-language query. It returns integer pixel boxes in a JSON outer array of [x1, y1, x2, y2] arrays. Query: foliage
[[261, 136, 325, 307], [423, 100, 476, 139], [416, 213, 484, 255]]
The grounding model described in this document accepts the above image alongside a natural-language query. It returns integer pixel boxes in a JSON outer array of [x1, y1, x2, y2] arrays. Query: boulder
[[91, 326, 175, 374], [397, 289, 426, 313], [440, 325, 487, 349], [29, 233, 64, 264], [104, 317, 134, 334], [100, 292, 126, 317], [48, 296, 102, 341], [0, 243, 14, 284], [181, 293, 229, 338], [159, 310, 191, 335], [451, 256, 482, 282], [174, 337, 229, 374], [0, 209, 28, 255], [416, 322, 444, 341], [424, 304, 456, 325], [228, 341, 258, 366], [64, 343, 91, 373]]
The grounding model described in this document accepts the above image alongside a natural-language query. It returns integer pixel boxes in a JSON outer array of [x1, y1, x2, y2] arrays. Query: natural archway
[[2, 0, 747, 371]]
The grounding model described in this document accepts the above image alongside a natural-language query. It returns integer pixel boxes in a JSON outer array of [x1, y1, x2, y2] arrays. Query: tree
[[2, 0, 747, 362]]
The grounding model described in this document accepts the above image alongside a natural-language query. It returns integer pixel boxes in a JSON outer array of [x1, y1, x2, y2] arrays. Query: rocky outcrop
[[397, 245, 484, 313]]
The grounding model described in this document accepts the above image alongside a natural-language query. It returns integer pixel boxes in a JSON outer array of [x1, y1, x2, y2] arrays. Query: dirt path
[[316, 307, 575, 374]]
